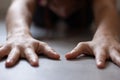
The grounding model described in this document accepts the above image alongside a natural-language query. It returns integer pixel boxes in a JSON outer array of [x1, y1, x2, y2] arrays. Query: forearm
[[93, 0, 120, 39], [6, 0, 35, 38]]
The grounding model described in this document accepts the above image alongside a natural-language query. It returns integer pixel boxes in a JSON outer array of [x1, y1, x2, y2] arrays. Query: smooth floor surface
[[0, 21, 120, 80]]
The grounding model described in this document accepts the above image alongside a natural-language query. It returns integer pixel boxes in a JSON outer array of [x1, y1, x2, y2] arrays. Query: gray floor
[[0, 21, 120, 80]]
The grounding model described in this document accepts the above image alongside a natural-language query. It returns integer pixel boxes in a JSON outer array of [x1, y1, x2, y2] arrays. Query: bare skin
[[66, 0, 120, 68], [0, 0, 60, 67], [0, 0, 120, 68]]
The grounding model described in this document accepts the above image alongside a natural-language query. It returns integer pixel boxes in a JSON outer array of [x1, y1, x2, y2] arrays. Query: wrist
[[7, 31, 32, 40], [93, 28, 120, 41]]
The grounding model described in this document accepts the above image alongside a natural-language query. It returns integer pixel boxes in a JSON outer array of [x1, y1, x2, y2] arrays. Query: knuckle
[[40, 42, 48, 46], [25, 44, 32, 48], [31, 41, 39, 46], [100, 46, 107, 50], [77, 42, 88, 47], [13, 43, 23, 49], [96, 44, 107, 50], [78, 42, 84, 46], [14, 44, 21, 47]]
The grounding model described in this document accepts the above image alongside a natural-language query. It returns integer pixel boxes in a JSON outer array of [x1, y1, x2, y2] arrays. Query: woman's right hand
[[0, 34, 60, 67]]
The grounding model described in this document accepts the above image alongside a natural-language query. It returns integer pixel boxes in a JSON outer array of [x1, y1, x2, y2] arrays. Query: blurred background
[[0, 0, 10, 19], [0, 0, 120, 19], [0, 0, 93, 44], [0, 0, 120, 38], [0, 0, 90, 39], [0, 0, 120, 39]]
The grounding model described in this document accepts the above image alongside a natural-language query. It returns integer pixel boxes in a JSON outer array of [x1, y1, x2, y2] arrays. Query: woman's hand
[[0, 35, 60, 67], [65, 35, 120, 68]]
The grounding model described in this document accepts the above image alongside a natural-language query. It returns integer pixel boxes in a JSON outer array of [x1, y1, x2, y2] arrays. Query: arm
[[66, 0, 120, 68], [6, 0, 35, 38], [0, 0, 60, 67], [93, 0, 120, 40]]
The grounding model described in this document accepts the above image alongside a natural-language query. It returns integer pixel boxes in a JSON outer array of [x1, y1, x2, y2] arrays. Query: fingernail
[[97, 61, 105, 69], [31, 59, 39, 67], [65, 53, 72, 60], [53, 53, 60, 60], [6, 59, 13, 67], [6, 59, 12, 63]]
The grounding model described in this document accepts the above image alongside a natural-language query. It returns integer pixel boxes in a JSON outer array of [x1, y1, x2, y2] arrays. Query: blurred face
[[49, 0, 86, 18]]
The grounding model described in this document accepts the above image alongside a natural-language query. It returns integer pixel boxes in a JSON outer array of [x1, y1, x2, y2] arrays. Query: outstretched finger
[[94, 48, 107, 68], [24, 48, 39, 66], [65, 42, 91, 59], [6, 47, 20, 67], [38, 42, 60, 59], [42, 44, 60, 60], [109, 49, 120, 67]]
